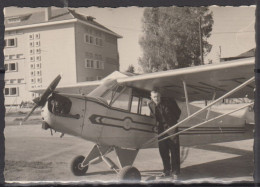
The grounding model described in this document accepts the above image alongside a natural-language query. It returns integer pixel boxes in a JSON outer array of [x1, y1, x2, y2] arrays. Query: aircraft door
[[98, 87, 156, 148]]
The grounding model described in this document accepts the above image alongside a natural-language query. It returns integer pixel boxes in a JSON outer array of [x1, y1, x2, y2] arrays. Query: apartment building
[[4, 8, 122, 106]]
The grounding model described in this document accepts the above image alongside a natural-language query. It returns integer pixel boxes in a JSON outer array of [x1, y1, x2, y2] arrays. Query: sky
[[5, 6, 256, 72]]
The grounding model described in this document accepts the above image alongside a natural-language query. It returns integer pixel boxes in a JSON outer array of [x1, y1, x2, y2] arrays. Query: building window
[[5, 63, 17, 72], [17, 79, 24, 83], [85, 35, 90, 43], [29, 34, 34, 40], [36, 70, 41, 76], [99, 38, 103, 46], [35, 33, 40, 39], [30, 49, 34, 55], [9, 63, 17, 71], [9, 55, 15, 60], [31, 71, 35, 76], [95, 60, 104, 69], [16, 54, 23, 59], [84, 33, 102, 46], [31, 78, 35, 84], [95, 38, 103, 46], [30, 56, 35, 62], [89, 36, 94, 44], [30, 42, 34, 47], [4, 87, 18, 96], [10, 88, 17, 95], [30, 63, 35, 69], [4, 55, 9, 60], [4, 38, 17, 47], [36, 56, 41, 61], [4, 64, 8, 71], [85, 59, 94, 68], [10, 79, 16, 84], [36, 63, 41, 69], [4, 88, 9, 95], [36, 48, 41, 54], [37, 78, 42, 83], [35, 41, 40, 47]]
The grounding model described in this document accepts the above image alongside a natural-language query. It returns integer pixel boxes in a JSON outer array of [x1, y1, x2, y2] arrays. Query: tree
[[126, 64, 135, 73], [139, 7, 214, 72]]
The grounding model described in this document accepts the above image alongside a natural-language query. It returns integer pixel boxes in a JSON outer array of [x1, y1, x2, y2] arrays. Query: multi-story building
[[4, 8, 122, 106]]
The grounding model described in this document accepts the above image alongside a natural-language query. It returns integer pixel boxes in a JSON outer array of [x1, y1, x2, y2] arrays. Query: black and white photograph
[[1, 4, 256, 184]]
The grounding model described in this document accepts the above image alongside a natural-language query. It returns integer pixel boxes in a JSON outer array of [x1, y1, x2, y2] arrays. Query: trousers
[[158, 128, 180, 174]]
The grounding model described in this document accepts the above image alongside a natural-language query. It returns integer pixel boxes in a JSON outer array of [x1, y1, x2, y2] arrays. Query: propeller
[[22, 75, 61, 123]]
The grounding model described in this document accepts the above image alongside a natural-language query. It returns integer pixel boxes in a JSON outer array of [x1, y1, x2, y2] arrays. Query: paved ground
[[4, 123, 254, 184]]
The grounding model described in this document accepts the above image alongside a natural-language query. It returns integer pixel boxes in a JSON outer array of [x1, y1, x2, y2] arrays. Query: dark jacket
[[149, 97, 181, 133]]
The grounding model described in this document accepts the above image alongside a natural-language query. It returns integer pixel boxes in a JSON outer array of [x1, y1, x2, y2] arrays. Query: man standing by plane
[[149, 89, 181, 179]]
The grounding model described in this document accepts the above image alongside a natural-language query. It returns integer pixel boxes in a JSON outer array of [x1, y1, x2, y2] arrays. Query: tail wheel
[[71, 155, 89, 176], [118, 166, 141, 181]]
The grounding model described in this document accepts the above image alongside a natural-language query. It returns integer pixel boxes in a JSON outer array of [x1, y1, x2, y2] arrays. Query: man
[[149, 89, 181, 178]]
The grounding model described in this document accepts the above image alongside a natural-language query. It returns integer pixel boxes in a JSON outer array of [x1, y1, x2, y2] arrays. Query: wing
[[30, 80, 101, 94], [117, 57, 255, 101]]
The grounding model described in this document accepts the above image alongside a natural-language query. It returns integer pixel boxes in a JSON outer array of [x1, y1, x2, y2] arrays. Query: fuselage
[[41, 94, 158, 149]]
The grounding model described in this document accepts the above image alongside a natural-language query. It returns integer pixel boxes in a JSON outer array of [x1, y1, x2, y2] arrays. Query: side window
[[140, 98, 151, 116], [102, 89, 113, 104], [131, 96, 139, 114], [111, 87, 131, 110]]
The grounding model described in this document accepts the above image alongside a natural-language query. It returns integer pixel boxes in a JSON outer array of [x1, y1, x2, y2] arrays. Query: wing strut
[[205, 92, 216, 120], [141, 76, 255, 148], [183, 80, 191, 116], [158, 102, 253, 143]]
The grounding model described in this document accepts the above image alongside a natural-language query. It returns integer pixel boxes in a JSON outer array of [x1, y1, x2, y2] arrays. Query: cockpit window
[[140, 97, 151, 116], [130, 96, 139, 114], [101, 85, 123, 105], [88, 79, 117, 98], [48, 94, 72, 115], [111, 87, 131, 110], [130, 88, 151, 116]]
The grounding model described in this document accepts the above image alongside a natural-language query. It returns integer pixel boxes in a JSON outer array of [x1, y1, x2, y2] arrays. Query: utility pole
[[219, 46, 222, 62], [199, 17, 204, 65]]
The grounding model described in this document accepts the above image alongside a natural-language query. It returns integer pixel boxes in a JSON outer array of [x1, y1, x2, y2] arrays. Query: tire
[[118, 166, 141, 181], [70, 155, 89, 176]]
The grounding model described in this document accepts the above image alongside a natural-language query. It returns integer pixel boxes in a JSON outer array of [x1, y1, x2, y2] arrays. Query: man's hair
[[151, 88, 161, 95]]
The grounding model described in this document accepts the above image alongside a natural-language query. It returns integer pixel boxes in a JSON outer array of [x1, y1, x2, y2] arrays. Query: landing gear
[[118, 166, 141, 181], [71, 155, 89, 176], [70, 145, 141, 181]]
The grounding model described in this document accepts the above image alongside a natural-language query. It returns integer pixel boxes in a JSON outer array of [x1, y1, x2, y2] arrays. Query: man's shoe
[[172, 174, 180, 180], [159, 172, 171, 178]]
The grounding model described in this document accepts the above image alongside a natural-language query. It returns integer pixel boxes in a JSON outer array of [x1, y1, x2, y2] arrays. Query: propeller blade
[[21, 75, 62, 125], [37, 75, 61, 107], [22, 104, 39, 123]]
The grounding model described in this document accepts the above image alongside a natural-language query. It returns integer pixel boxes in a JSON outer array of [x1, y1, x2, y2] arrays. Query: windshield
[[88, 79, 118, 98]]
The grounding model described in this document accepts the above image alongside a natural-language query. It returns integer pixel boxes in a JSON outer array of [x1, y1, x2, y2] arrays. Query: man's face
[[151, 92, 161, 105]]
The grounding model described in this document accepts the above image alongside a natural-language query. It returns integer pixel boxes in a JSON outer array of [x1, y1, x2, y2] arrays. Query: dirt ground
[[3, 108, 254, 184]]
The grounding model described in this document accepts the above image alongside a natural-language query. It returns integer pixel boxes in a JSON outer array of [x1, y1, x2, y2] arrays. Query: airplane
[[23, 57, 255, 181]]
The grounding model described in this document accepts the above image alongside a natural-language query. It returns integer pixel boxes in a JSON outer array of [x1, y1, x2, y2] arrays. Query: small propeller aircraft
[[23, 57, 255, 181]]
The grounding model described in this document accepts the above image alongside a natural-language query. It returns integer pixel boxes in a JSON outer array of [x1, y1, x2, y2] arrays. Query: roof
[[5, 8, 121, 38], [237, 48, 255, 58], [220, 48, 255, 61]]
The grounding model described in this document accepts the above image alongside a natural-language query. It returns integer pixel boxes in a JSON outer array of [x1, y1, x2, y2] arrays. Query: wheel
[[118, 166, 141, 181], [70, 155, 89, 176]]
